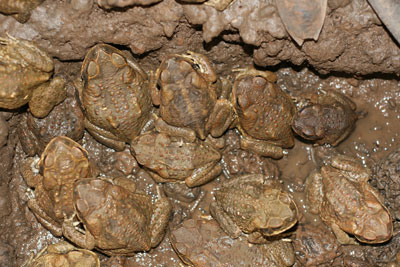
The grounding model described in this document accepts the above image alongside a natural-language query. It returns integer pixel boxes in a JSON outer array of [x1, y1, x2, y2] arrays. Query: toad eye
[[87, 60, 99, 79], [237, 94, 249, 109], [191, 63, 200, 71]]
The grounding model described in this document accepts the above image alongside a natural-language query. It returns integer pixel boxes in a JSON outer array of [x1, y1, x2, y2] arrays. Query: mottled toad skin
[[18, 83, 85, 156], [232, 68, 295, 159], [21, 136, 97, 236], [0, 0, 44, 23], [152, 51, 235, 141], [292, 90, 357, 146], [80, 44, 152, 151], [26, 241, 99, 267], [0, 35, 66, 116], [305, 155, 393, 244], [210, 174, 298, 243], [131, 131, 222, 187], [62, 177, 172, 256]]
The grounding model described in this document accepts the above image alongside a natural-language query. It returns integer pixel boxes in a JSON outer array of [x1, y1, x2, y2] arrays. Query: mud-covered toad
[[21, 136, 97, 236], [170, 219, 295, 266], [18, 82, 85, 156], [305, 155, 393, 244], [292, 90, 358, 146], [79, 44, 152, 151], [0, 35, 66, 117], [293, 223, 340, 266], [210, 174, 298, 243], [231, 68, 295, 159], [26, 241, 99, 267], [131, 131, 222, 187], [62, 177, 172, 256], [0, 0, 44, 23], [152, 51, 235, 141]]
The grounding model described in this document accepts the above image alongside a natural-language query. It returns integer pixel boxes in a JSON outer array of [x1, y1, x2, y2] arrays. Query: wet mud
[[1, 0, 400, 266]]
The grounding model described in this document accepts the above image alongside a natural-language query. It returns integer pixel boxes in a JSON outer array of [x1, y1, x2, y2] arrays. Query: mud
[[1, 0, 400, 266], [1, 0, 399, 75]]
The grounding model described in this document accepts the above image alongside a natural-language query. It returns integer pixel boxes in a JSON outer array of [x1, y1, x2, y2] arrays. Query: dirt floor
[[1, 0, 400, 266]]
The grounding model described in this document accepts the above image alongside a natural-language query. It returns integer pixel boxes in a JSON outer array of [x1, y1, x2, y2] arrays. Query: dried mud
[[1, 0, 400, 266]]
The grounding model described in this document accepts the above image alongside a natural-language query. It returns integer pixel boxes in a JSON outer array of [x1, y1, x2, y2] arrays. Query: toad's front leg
[[62, 219, 96, 250], [240, 135, 283, 159], [185, 162, 222, 187]]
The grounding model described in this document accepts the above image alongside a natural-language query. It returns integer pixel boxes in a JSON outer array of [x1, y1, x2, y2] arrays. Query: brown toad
[[210, 174, 298, 243], [292, 90, 358, 146], [62, 177, 172, 256], [170, 219, 295, 267], [152, 51, 235, 141], [0, 35, 66, 116], [231, 68, 296, 159], [21, 136, 97, 236], [0, 0, 44, 23], [79, 44, 152, 151], [131, 131, 222, 187], [18, 82, 85, 156], [26, 241, 99, 267], [305, 155, 393, 244]]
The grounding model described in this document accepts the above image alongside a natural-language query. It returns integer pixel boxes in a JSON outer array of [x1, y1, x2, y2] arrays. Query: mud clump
[[0, 0, 398, 75]]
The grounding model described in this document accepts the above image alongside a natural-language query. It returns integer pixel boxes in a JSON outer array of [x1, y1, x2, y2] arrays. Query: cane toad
[[305, 155, 393, 244], [131, 131, 222, 187], [210, 174, 298, 243], [231, 68, 295, 159], [18, 82, 85, 156], [292, 90, 358, 146], [21, 136, 97, 236], [0, 35, 66, 116], [26, 241, 99, 267], [79, 44, 152, 151], [62, 177, 172, 256], [152, 51, 235, 141], [0, 0, 44, 23]]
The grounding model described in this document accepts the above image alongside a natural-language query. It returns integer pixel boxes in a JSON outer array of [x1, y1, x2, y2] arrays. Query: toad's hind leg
[[150, 188, 172, 248], [84, 118, 126, 151], [206, 99, 236, 138], [330, 222, 357, 245], [154, 117, 196, 142], [210, 202, 241, 238], [28, 199, 62, 237], [185, 162, 222, 188]]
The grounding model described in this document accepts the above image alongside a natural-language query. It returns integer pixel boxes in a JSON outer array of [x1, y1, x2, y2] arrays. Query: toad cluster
[[0, 36, 393, 265]]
